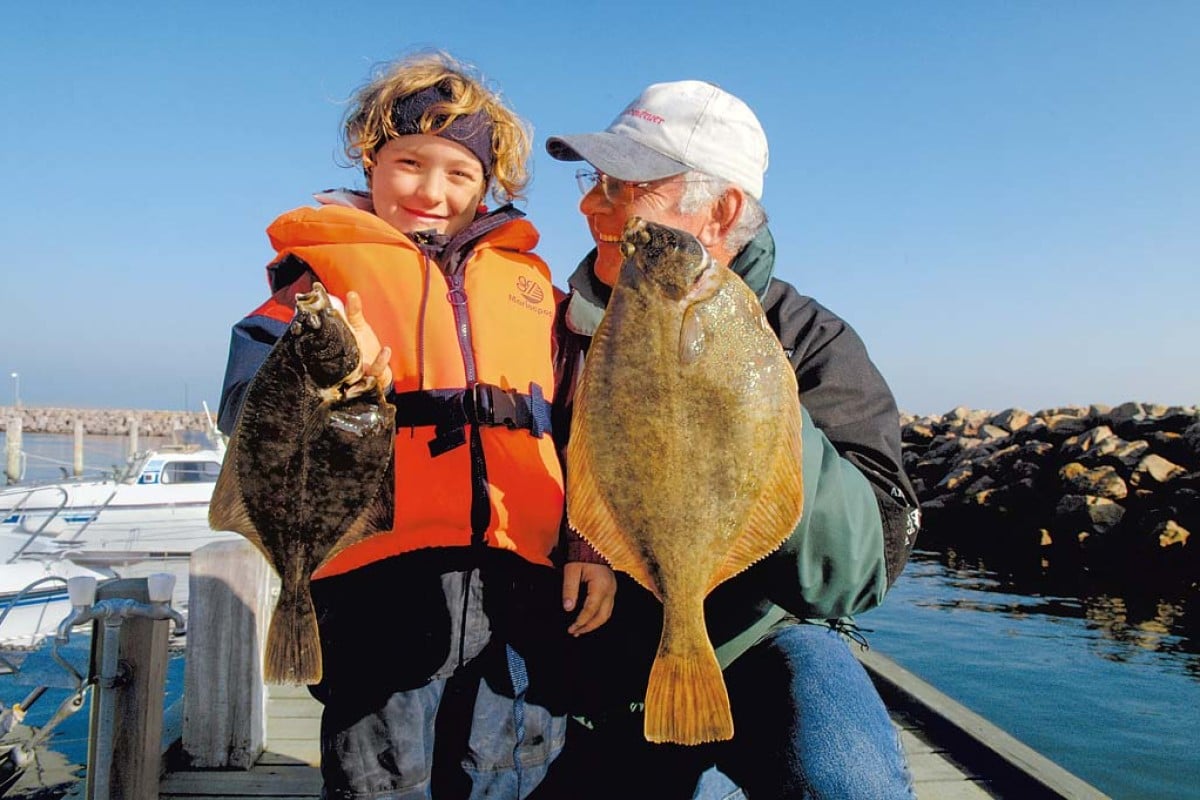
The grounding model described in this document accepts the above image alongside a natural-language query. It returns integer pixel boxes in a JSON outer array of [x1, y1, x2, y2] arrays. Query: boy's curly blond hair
[[343, 52, 532, 204]]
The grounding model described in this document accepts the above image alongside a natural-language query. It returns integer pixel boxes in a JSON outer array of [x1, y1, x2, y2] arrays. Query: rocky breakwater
[[902, 401, 1199, 582], [0, 406, 211, 437]]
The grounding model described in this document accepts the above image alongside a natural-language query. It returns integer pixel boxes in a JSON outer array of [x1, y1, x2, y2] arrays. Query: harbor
[[0, 427, 1189, 798], [2, 545, 1120, 798]]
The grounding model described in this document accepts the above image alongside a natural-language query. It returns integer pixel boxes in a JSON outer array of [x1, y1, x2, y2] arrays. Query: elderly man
[[541, 80, 920, 799]]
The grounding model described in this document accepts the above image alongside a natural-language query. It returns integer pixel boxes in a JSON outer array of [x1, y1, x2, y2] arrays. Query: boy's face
[[369, 135, 485, 237]]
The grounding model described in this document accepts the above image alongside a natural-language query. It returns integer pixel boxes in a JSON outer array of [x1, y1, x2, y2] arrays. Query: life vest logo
[[516, 276, 545, 305], [509, 276, 552, 318]]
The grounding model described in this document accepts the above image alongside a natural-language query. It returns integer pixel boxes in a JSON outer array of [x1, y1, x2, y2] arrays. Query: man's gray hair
[[677, 171, 767, 254]]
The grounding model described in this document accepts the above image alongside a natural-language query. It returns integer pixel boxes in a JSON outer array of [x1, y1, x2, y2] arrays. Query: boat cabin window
[[160, 461, 221, 484]]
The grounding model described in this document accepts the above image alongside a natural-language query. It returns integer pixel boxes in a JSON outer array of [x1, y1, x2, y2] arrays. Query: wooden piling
[[88, 577, 174, 800], [182, 540, 274, 769], [5, 416, 22, 484], [74, 418, 85, 476], [128, 416, 140, 458]]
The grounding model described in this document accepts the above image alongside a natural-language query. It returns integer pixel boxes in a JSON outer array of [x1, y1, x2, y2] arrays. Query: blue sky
[[1, 1, 1196, 416]]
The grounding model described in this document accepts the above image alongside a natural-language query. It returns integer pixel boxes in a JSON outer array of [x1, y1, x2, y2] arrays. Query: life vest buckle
[[470, 384, 522, 430], [393, 384, 552, 458]]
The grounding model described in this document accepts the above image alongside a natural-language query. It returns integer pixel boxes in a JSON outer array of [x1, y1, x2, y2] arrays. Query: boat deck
[[162, 650, 1107, 799]]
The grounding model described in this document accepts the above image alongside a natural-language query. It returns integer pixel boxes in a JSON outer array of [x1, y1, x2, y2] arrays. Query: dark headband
[[388, 84, 494, 181]]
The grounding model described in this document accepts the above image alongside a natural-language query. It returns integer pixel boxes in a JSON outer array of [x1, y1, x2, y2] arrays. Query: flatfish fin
[[710, 394, 806, 590], [645, 598, 731, 745], [567, 379, 661, 600], [208, 427, 274, 564]]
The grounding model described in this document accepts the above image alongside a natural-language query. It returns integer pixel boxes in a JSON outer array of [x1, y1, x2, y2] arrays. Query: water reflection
[[902, 548, 1199, 678]]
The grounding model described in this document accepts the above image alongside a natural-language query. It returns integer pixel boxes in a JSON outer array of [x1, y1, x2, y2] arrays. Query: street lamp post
[[9, 372, 19, 409]]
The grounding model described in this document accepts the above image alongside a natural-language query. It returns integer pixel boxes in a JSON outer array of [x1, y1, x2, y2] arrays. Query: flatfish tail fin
[[566, 400, 660, 598], [208, 429, 273, 563], [709, 396, 806, 591], [643, 644, 733, 745], [263, 575, 322, 685]]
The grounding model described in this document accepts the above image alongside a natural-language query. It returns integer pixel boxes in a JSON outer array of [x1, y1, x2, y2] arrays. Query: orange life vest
[[264, 204, 564, 578]]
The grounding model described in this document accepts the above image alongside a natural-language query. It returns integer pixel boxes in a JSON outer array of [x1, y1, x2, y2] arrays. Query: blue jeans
[[537, 623, 914, 799], [319, 643, 566, 800]]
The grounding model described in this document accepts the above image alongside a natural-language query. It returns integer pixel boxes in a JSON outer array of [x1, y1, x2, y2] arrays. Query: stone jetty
[[0, 406, 211, 437], [902, 401, 1199, 581]]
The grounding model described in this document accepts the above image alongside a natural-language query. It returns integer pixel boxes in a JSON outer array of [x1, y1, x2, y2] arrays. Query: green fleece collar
[[730, 226, 776, 300], [564, 226, 777, 337]]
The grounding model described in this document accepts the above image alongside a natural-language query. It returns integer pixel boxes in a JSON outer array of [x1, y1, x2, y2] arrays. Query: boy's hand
[[563, 562, 616, 636], [345, 291, 393, 388]]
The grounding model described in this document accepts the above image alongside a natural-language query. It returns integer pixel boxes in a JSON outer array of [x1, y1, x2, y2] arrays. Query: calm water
[[864, 548, 1199, 800], [2, 434, 1197, 798]]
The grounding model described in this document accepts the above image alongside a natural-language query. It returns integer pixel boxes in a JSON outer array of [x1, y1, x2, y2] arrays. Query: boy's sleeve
[[216, 266, 314, 435]]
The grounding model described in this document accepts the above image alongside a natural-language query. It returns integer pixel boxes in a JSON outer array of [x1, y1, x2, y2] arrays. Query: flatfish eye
[[621, 240, 636, 259]]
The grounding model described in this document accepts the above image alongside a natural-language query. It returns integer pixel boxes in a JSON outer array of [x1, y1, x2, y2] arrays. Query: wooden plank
[[267, 697, 321, 718], [256, 751, 317, 767], [917, 779, 1000, 800], [857, 648, 1110, 799], [909, 750, 977, 782], [160, 763, 320, 797]]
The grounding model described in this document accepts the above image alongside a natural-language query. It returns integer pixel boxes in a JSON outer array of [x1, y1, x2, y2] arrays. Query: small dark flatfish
[[210, 282, 396, 684]]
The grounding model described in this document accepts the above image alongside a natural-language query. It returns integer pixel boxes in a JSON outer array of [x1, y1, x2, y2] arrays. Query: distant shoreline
[[0, 406, 211, 437]]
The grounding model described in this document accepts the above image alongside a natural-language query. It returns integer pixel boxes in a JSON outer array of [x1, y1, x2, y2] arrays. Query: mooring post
[[182, 540, 273, 768], [85, 576, 181, 800], [127, 415, 140, 459], [74, 418, 85, 476], [5, 416, 22, 484]]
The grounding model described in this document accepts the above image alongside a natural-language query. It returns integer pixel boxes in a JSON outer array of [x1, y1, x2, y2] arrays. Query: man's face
[[579, 173, 710, 286]]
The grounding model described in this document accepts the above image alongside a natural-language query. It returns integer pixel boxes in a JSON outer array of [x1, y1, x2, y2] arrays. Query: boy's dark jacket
[[552, 226, 919, 712]]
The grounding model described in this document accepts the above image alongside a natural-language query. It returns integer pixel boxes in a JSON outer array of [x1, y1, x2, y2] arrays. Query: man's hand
[[563, 562, 617, 636], [345, 290, 393, 388]]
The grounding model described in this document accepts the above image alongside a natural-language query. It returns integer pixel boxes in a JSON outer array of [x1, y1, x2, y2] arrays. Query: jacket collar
[[564, 225, 777, 337]]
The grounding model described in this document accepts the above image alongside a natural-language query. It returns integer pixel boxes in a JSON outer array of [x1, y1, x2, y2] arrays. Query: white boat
[[0, 444, 240, 568], [0, 435, 243, 648]]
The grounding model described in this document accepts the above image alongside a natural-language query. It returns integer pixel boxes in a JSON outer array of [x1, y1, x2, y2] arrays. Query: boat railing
[[37, 489, 120, 549], [2, 487, 71, 565], [0, 575, 73, 674], [19, 449, 125, 484]]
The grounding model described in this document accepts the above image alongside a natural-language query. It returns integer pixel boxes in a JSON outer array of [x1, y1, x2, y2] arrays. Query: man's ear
[[697, 185, 746, 262]]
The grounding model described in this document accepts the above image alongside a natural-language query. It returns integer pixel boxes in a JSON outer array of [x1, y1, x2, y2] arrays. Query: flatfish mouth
[[209, 282, 396, 685], [567, 217, 804, 744]]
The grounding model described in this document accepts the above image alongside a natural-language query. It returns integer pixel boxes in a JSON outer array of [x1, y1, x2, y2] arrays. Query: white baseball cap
[[546, 80, 769, 200]]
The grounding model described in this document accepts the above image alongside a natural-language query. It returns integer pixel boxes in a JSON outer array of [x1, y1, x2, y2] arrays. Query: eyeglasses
[[575, 169, 658, 203]]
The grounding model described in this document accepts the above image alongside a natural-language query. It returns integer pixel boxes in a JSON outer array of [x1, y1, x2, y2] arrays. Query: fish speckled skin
[[567, 218, 804, 744], [210, 282, 395, 685]]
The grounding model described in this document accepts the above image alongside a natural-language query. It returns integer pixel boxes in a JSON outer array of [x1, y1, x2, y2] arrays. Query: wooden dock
[[159, 651, 1109, 800], [161, 685, 322, 798], [11, 543, 1106, 798]]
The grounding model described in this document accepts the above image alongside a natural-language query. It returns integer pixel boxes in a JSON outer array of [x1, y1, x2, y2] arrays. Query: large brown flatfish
[[568, 218, 804, 745], [210, 282, 396, 685]]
